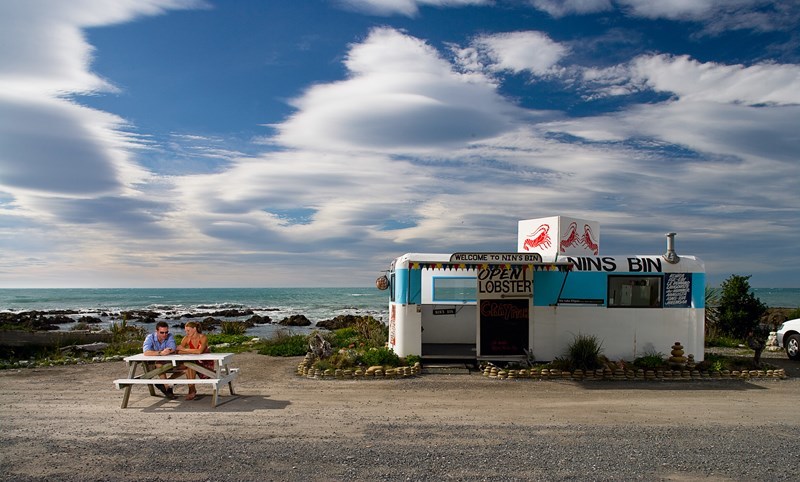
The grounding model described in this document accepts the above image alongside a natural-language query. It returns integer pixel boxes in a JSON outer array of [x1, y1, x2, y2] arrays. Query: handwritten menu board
[[664, 273, 692, 308], [479, 299, 529, 356]]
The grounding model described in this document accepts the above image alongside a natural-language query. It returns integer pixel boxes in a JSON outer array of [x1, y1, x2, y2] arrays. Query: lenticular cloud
[[274, 27, 521, 153]]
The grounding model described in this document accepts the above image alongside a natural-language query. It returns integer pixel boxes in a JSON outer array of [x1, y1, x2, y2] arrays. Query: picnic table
[[114, 353, 239, 408]]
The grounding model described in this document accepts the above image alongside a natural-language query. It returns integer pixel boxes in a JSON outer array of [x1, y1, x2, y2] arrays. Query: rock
[[279, 314, 311, 326], [59, 342, 109, 354], [120, 310, 161, 323], [77, 316, 102, 324], [246, 314, 271, 325], [316, 315, 361, 330], [309, 333, 332, 358], [209, 309, 255, 318]]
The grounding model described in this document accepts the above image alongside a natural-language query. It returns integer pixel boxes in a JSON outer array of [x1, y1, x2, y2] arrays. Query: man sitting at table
[[142, 321, 177, 399]]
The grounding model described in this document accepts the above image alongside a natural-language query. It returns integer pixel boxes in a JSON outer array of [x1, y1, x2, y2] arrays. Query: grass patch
[[257, 330, 308, 357], [633, 351, 666, 370], [220, 321, 248, 336], [705, 335, 743, 348]]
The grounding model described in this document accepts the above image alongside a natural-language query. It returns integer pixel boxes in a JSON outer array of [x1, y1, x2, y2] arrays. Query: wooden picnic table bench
[[114, 353, 238, 408]]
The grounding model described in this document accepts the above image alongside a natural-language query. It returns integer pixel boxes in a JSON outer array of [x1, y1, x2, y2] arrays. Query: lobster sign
[[518, 216, 600, 257]]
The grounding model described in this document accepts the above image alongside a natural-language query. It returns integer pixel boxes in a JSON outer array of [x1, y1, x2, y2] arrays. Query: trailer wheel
[[786, 334, 800, 361]]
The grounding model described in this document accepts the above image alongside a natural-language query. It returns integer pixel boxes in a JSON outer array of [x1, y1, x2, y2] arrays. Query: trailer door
[[476, 266, 532, 359]]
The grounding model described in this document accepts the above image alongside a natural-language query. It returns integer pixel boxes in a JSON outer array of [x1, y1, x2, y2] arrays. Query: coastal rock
[[119, 310, 161, 323], [245, 314, 271, 325], [279, 314, 311, 326], [59, 342, 109, 354], [208, 309, 255, 318], [49, 315, 75, 325], [201, 317, 221, 332], [77, 316, 102, 324], [316, 315, 362, 330], [316, 315, 384, 331]]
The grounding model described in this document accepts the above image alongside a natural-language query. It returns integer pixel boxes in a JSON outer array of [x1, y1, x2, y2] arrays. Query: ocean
[[0, 287, 390, 339], [0, 287, 797, 338]]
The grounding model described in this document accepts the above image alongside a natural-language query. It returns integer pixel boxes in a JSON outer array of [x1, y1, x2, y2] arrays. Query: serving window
[[607, 275, 663, 308], [432, 277, 476, 303]]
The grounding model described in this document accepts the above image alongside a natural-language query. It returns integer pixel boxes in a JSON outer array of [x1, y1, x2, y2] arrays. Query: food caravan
[[380, 216, 705, 362]]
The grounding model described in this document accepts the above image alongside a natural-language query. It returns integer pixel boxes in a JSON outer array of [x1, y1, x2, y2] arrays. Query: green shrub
[[705, 285, 721, 338], [206, 334, 251, 346], [633, 352, 666, 369], [314, 359, 334, 371], [105, 319, 147, 356], [329, 327, 360, 349], [705, 335, 742, 348], [787, 307, 800, 319], [220, 321, 247, 336], [565, 333, 604, 371], [72, 321, 91, 331], [547, 356, 574, 372], [697, 353, 727, 372], [402, 354, 421, 367], [257, 330, 308, 356], [354, 317, 388, 348], [358, 346, 400, 367], [716, 274, 767, 339]]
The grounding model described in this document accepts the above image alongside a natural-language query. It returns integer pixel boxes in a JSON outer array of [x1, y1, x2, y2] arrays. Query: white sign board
[[518, 216, 600, 259]]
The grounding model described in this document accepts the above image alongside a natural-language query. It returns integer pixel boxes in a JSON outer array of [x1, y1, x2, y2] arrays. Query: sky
[[0, 0, 798, 289]]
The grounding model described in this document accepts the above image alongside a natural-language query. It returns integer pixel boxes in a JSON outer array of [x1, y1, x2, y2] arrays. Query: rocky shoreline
[[0, 308, 376, 334]]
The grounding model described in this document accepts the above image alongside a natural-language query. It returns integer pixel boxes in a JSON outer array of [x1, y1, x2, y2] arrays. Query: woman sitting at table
[[176, 321, 212, 401]]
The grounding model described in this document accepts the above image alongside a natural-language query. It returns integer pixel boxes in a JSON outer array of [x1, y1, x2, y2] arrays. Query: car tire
[[786, 334, 800, 361]]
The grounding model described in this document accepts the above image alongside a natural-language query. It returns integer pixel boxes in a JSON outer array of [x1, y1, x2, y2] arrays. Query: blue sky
[[1, 0, 798, 288]]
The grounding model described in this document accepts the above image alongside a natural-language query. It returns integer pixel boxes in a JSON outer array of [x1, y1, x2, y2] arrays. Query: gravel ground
[[1, 353, 798, 481]]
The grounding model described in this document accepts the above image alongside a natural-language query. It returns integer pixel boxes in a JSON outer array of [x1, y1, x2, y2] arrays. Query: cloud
[[0, 0, 203, 201], [273, 27, 526, 152], [621, 0, 800, 35], [530, 0, 800, 33], [631, 55, 800, 105], [579, 53, 800, 105], [0, 0, 204, 96], [0, 94, 148, 198], [467, 31, 570, 75], [336, 0, 489, 17], [529, 0, 613, 18]]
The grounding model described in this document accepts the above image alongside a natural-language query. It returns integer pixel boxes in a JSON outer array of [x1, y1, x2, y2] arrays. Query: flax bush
[[220, 321, 248, 336], [565, 332, 604, 371]]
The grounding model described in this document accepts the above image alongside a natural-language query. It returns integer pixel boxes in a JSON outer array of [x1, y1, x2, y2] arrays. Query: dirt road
[[1, 353, 798, 481]]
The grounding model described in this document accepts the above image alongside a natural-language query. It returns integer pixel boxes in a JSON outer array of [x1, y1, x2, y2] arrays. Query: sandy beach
[[1, 352, 798, 481]]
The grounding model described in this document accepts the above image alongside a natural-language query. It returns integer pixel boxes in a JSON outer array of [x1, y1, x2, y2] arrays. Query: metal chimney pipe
[[663, 232, 679, 264]]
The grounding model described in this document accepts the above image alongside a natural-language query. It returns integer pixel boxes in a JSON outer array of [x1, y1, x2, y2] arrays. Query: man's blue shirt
[[143, 332, 177, 352]]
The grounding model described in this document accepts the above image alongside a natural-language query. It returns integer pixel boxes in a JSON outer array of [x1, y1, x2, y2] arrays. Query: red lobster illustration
[[583, 224, 599, 255], [560, 221, 580, 253], [522, 223, 551, 251]]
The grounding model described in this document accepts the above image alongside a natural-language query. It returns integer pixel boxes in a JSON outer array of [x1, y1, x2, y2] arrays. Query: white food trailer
[[381, 216, 706, 362]]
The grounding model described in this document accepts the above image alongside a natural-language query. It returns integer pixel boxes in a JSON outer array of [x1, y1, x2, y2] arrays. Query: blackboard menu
[[664, 273, 692, 308], [479, 299, 529, 356]]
